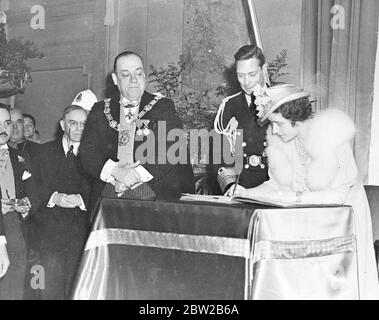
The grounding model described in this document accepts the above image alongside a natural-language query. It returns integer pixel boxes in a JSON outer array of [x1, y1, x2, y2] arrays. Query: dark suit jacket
[[79, 91, 195, 203], [32, 140, 92, 290], [9, 147, 40, 215], [17, 140, 41, 185], [32, 140, 92, 249], [210, 91, 269, 192], [19, 140, 40, 158], [36, 140, 92, 211]]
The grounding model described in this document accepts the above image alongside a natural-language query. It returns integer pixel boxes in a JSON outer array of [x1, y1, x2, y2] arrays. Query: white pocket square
[[22, 171, 32, 181]]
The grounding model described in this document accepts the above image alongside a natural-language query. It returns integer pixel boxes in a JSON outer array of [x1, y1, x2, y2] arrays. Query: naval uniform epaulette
[[219, 91, 243, 106]]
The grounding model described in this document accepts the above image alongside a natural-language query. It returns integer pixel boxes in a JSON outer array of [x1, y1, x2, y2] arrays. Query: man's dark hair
[[113, 51, 144, 72], [273, 97, 314, 126], [23, 113, 36, 127], [61, 105, 86, 120], [0, 103, 10, 112], [234, 45, 266, 67]]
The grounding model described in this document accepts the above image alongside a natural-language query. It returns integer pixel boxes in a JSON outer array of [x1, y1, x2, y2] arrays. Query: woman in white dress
[[230, 84, 379, 299]]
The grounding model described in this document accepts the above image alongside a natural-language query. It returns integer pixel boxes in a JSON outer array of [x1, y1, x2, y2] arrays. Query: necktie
[[67, 144, 75, 169], [0, 149, 9, 175], [249, 94, 258, 118]]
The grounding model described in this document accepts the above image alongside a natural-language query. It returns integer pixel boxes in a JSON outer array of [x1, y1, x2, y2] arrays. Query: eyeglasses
[[67, 121, 86, 129]]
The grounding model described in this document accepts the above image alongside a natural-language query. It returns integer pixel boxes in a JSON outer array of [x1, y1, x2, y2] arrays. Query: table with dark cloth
[[71, 198, 358, 300]]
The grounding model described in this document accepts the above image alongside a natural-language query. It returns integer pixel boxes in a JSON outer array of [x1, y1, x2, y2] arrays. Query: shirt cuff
[[47, 191, 58, 208], [78, 195, 86, 211], [0, 236, 7, 245], [21, 211, 29, 219], [135, 165, 153, 182], [100, 159, 118, 183]]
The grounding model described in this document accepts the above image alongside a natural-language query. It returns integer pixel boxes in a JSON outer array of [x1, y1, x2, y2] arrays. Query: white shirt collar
[[62, 136, 80, 156], [0, 144, 9, 150], [245, 93, 252, 105], [120, 95, 140, 110]]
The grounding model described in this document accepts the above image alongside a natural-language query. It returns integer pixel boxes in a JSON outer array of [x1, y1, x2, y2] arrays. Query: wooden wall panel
[[16, 68, 89, 142], [2, 0, 107, 142], [110, 0, 184, 92], [1, 0, 186, 142]]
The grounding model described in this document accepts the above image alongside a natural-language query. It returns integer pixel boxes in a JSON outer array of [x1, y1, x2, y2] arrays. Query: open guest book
[[179, 193, 342, 208]]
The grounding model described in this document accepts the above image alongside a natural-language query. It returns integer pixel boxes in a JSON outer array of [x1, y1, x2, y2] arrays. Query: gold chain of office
[[103, 95, 162, 132]]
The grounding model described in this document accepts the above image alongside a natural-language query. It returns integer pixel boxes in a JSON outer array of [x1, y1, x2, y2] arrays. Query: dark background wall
[[3, 0, 107, 142]]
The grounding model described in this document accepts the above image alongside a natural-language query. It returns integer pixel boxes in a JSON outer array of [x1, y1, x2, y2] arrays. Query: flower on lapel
[[22, 170, 32, 181], [17, 155, 25, 163], [252, 84, 271, 119]]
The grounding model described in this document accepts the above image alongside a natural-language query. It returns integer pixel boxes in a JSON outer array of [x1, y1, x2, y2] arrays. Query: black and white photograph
[[0, 0, 378, 305]]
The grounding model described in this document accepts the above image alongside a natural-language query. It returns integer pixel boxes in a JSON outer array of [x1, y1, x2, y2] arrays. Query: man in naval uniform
[[213, 45, 269, 194], [79, 51, 194, 206]]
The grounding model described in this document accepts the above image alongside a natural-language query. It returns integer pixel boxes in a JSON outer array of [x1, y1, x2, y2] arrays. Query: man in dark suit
[[36, 104, 92, 300], [23, 113, 41, 144], [9, 108, 41, 161], [213, 45, 269, 193], [8, 108, 41, 193], [8, 108, 43, 299], [0, 104, 40, 299], [79, 51, 194, 207]]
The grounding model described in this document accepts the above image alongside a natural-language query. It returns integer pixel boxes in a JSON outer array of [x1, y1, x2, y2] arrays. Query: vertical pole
[[245, 0, 270, 85]]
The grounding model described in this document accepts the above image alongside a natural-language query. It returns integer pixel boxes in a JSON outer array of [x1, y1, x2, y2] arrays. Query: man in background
[[23, 113, 41, 144], [35, 98, 93, 300], [8, 109, 41, 292], [9, 109, 40, 164]]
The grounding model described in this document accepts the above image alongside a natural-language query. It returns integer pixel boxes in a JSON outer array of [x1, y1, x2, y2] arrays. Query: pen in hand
[[231, 173, 241, 197]]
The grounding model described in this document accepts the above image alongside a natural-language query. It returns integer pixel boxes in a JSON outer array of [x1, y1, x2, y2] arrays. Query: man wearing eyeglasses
[[35, 96, 95, 300]]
